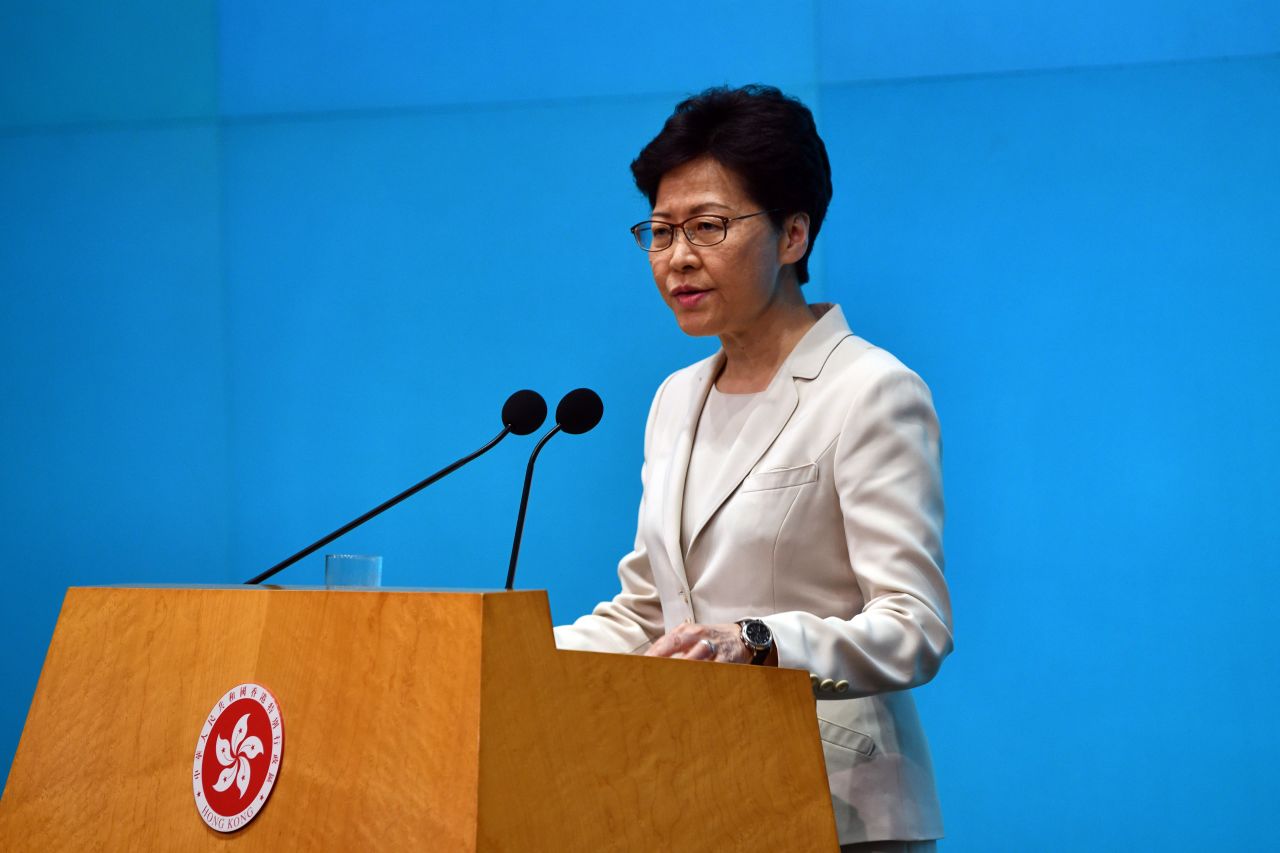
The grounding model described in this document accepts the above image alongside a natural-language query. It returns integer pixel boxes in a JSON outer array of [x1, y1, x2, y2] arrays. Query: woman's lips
[[673, 288, 709, 308]]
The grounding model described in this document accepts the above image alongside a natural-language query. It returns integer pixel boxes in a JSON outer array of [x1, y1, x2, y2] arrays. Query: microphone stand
[[505, 424, 562, 591], [246, 425, 513, 585]]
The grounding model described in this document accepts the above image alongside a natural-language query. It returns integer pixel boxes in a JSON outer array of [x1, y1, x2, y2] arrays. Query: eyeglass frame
[[629, 209, 781, 252]]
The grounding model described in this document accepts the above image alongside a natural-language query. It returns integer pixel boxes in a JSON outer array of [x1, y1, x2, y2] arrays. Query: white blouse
[[680, 385, 763, 570]]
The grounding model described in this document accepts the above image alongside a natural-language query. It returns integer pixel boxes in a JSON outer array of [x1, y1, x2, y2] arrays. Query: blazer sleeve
[[552, 376, 671, 654], [763, 362, 954, 696]]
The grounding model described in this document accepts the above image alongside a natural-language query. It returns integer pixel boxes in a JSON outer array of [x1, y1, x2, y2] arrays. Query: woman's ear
[[779, 212, 810, 265]]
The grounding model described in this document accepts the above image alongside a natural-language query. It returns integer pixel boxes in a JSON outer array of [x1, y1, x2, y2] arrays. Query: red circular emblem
[[192, 683, 284, 832]]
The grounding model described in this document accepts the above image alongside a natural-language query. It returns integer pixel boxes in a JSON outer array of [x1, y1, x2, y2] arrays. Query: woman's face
[[647, 155, 807, 339]]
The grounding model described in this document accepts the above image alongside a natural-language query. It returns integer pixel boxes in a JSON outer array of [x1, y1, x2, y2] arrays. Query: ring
[[701, 639, 717, 656]]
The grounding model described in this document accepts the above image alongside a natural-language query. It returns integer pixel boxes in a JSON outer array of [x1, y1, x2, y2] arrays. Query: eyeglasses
[[629, 210, 778, 252]]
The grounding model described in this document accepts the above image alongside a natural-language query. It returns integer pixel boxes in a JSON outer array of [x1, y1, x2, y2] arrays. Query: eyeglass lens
[[634, 216, 729, 250]]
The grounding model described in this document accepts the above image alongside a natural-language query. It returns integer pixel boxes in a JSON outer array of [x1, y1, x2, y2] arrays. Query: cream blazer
[[554, 304, 953, 844]]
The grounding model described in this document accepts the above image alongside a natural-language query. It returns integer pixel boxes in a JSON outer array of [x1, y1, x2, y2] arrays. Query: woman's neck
[[716, 292, 817, 394]]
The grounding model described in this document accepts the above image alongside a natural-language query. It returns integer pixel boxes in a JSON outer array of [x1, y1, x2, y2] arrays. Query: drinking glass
[[324, 554, 382, 588]]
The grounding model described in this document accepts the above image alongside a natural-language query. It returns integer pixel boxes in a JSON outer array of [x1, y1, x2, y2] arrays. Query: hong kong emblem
[[192, 683, 284, 832]]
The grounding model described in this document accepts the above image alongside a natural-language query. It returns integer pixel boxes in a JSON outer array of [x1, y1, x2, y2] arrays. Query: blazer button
[[835, 680, 850, 694], [810, 674, 820, 689], [819, 679, 835, 693]]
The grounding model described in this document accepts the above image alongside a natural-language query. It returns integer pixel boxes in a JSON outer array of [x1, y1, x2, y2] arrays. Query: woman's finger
[[644, 623, 742, 661], [645, 629, 689, 657], [680, 630, 726, 661], [668, 631, 702, 659]]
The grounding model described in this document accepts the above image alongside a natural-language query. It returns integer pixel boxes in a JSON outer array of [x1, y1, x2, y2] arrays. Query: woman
[[554, 85, 953, 852]]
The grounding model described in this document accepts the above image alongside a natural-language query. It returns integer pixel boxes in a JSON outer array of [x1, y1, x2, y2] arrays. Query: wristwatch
[[737, 619, 774, 665]]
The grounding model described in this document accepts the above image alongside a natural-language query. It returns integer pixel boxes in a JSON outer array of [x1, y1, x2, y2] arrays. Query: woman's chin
[[673, 311, 720, 338]]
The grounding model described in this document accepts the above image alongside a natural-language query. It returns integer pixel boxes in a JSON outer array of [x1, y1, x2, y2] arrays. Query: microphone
[[245, 390, 547, 585], [505, 388, 604, 590], [501, 390, 549, 435]]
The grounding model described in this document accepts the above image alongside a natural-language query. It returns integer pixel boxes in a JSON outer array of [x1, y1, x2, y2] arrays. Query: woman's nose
[[668, 228, 701, 268]]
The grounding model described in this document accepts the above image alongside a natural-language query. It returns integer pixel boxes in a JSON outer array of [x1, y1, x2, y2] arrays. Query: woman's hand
[[644, 622, 752, 664]]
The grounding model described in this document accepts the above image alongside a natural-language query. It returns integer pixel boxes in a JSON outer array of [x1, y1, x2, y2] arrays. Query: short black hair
[[631, 84, 832, 285]]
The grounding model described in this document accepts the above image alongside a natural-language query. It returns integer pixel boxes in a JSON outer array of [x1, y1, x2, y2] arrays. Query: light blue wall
[[219, 99, 685, 590], [0, 1, 217, 127], [823, 56, 1280, 846], [2, 4, 1278, 848], [0, 119, 231, 799], [817, 0, 1280, 80], [216, 1, 817, 114]]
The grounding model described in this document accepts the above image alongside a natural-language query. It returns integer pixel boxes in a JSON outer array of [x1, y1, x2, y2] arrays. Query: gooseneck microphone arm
[[245, 390, 548, 585], [505, 388, 603, 591], [505, 425, 561, 591], [247, 426, 511, 585]]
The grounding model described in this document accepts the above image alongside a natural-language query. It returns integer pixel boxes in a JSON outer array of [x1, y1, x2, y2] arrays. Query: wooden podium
[[0, 586, 837, 850]]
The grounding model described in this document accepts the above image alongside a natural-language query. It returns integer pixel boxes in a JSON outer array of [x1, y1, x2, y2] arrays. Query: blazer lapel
[[683, 368, 798, 557], [661, 353, 721, 591], [683, 304, 853, 559]]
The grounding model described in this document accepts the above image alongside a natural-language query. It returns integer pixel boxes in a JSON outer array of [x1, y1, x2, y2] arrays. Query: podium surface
[[0, 586, 837, 850]]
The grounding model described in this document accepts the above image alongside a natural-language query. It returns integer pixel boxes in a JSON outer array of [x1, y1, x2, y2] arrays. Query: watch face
[[743, 620, 771, 648]]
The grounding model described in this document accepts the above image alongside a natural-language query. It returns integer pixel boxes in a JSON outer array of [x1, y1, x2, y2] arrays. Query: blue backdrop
[[2, 3, 1278, 848]]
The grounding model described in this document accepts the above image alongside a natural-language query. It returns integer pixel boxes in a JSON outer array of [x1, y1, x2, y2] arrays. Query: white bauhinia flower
[[212, 713, 265, 798]]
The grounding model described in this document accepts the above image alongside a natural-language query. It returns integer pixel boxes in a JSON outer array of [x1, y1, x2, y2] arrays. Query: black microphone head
[[502, 389, 547, 436], [555, 388, 604, 435]]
